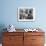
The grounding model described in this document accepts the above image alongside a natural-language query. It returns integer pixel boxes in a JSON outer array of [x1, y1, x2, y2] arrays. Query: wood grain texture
[[24, 32, 45, 46], [2, 32, 24, 46], [2, 32, 45, 46]]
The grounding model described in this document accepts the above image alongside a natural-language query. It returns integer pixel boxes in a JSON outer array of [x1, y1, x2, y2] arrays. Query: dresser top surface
[[3, 29, 45, 32]]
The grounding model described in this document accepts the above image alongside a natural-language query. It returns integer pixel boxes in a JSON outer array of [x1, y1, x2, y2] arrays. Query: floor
[[0, 44, 2, 46]]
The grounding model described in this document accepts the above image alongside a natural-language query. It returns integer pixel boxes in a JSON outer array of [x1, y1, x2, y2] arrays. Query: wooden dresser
[[2, 31, 45, 46]]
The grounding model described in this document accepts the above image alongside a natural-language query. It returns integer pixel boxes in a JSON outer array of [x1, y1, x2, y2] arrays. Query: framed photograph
[[18, 7, 35, 21]]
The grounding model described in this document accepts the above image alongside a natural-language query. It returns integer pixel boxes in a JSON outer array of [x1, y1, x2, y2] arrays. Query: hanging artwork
[[18, 7, 35, 21]]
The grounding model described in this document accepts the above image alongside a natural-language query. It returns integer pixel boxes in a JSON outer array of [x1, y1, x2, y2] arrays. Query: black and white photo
[[18, 7, 35, 21]]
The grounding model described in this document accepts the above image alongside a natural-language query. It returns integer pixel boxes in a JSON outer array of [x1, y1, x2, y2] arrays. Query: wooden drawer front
[[3, 44, 14, 46], [2, 42, 23, 46], [24, 36, 44, 46], [24, 32, 44, 36], [3, 32, 23, 36], [32, 36, 45, 44], [3, 36, 10, 44], [24, 36, 32, 46], [3, 36, 23, 45]]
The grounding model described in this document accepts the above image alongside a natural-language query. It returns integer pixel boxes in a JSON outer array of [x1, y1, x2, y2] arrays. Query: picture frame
[[18, 7, 35, 21]]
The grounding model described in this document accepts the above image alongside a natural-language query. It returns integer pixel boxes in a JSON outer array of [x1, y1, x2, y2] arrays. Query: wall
[[0, 0, 46, 30], [0, 0, 46, 44]]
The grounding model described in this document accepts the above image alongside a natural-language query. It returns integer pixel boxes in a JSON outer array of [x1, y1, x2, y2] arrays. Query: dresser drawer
[[3, 44, 15, 46], [3, 36, 23, 46], [32, 36, 45, 44], [3, 32, 23, 36], [3, 43, 23, 46], [3, 35, 23, 44], [24, 32, 44, 36]]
